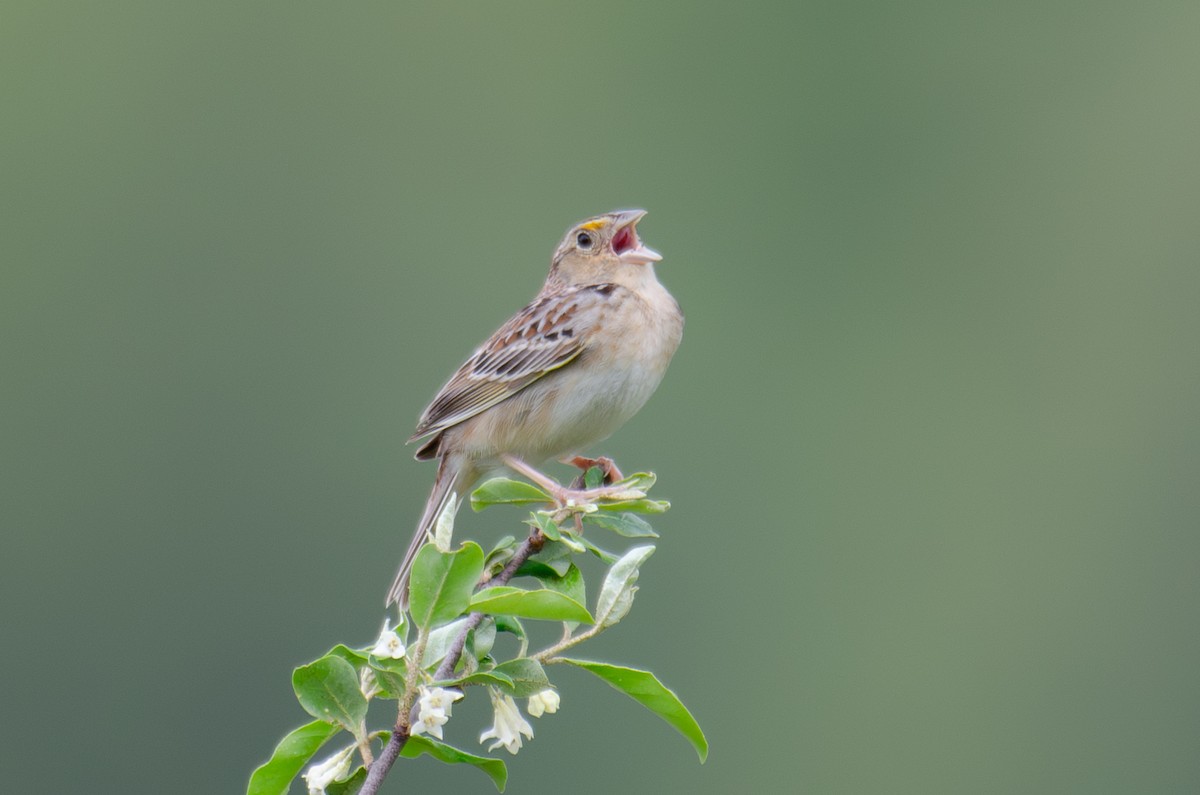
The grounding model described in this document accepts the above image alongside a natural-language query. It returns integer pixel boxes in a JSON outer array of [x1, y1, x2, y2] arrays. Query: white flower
[[359, 667, 381, 700], [302, 744, 354, 795], [526, 688, 560, 718], [479, 687, 534, 754], [411, 685, 464, 740], [371, 620, 406, 660]]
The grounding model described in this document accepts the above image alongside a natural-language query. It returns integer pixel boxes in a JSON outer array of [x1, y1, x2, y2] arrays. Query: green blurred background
[[3, 1, 1199, 792]]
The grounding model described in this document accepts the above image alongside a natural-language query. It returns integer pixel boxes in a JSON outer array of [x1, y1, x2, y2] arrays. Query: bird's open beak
[[611, 209, 663, 265]]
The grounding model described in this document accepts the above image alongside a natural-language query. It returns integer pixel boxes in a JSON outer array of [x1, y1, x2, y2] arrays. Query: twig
[[532, 622, 604, 663], [359, 527, 545, 795], [360, 625, 428, 795], [356, 735, 375, 768], [360, 722, 406, 795], [399, 627, 430, 726]]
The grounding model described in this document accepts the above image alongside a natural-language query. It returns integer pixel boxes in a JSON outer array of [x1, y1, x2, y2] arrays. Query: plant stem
[[400, 626, 430, 726], [360, 624, 429, 795], [360, 722, 406, 795], [356, 734, 375, 768], [532, 622, 604, 663]]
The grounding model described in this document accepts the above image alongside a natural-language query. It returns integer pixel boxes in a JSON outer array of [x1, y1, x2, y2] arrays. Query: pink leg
[[501, 454, 632, 505]]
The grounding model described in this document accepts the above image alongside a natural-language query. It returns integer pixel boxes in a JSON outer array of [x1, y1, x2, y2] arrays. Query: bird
[[386, 209, 684, 607]]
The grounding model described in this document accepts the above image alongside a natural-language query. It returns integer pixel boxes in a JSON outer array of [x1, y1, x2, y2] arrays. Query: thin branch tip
[[360, 524, 546, 795]]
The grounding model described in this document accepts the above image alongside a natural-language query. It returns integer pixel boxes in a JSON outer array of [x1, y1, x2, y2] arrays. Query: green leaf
[[575, 534, 618, 565], [471, 477, 552, 510], [247, 720, 340, 795], [514, 559, 561, 580], [560, 659, 708, 763], [484, 535, 518, 576], [325, 644, 370, 668], [366, 654, 408, 698], [527, 511, 562, 541], [540, 564, 585, 634], [582, 511, 659, 538], [454, 622, 491, 677], [469, 617, 497, 660], [594, 545, 654, 627], [492, 657, 551, 697], [613, 471, 657, 491], [400, 734, 508, 792], [292, 656, 368, 735], [553, 529, 586, 554], [530, 539, 573, 575], [493, 614, 528, 653], [523, 561, 586, 632], [469, 586, 593, 624], [533, 561, 586, 608], [326, 766, 366, 795], [436, 668, 515, 689], [409, 542, 485, 629], [325, 644, 403, 696], [491, 535, 518, 553], [424, 616, 471, 667], [583, 466, 605, 489], [597, 498, 670, 514]]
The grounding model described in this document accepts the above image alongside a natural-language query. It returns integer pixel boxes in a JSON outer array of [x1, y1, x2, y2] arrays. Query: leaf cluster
[[249, 468, 706, 795]]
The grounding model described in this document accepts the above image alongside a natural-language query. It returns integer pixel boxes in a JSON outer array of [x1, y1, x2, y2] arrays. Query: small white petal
[[527, 688, 560, 717], [302, 744, 355, 794], [412, 717, 444, 740], [419, 685, 463, 716], [479, 687, 534, 755], [371, 620, 407, 660], [411, 686, 463, 740]]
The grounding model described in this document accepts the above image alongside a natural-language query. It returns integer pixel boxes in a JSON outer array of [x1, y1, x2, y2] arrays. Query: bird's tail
[[386, 459, 463, 608]]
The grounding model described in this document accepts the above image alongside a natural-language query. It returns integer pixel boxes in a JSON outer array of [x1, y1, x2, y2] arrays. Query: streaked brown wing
[[408, 284, 610, 442]]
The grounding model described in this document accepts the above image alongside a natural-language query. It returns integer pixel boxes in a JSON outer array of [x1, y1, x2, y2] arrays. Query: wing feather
[[408, 284, 614, 442]]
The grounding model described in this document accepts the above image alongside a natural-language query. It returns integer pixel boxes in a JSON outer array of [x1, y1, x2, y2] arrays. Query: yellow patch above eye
[[579, 219, 608, 231]]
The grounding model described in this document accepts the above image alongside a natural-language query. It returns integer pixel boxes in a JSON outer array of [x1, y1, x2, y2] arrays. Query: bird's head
[[550, 209, 662, 284]]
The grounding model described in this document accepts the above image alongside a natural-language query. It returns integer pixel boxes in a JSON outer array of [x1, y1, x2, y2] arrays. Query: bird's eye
[[576, 231, 593, 249]]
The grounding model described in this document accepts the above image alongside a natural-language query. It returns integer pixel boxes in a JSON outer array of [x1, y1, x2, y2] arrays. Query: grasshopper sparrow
[[387, 209, 683, 606]]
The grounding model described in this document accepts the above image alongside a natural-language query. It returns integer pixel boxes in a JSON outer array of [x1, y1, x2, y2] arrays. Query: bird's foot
[[501, 454, 632, 508]]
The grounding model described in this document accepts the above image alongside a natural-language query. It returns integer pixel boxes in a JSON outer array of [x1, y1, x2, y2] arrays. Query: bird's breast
[[459, 281, 682, 465], [533, 282, 683, 456]]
